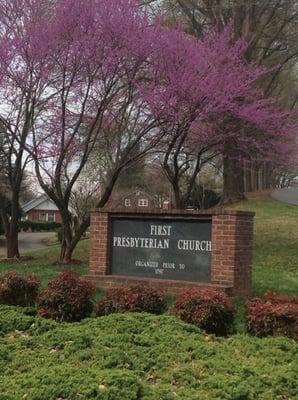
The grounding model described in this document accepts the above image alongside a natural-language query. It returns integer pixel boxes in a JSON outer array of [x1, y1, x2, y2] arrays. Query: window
[[39, 211, 55, 222], [124, 198, 131, 207], [39, 212, 47, 221], [138, 198, 148, 207], [47, 211, 55, 222]]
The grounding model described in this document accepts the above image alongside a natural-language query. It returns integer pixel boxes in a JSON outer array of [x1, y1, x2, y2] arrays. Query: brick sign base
[[87, 208, 254, 296]]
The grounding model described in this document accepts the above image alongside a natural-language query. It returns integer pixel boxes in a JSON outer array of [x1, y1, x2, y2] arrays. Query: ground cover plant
[[0, 305, 297, 400]]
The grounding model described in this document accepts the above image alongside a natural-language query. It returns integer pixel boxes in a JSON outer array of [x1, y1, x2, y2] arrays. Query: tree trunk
[[58, 179, 117, 263], [56, 172, 122, 263], [258, 167, 262, 190], [59, 240, 74, 264], [58, 209, 76, 263], [172, 180, 184, 209], [253, 168, 259, 191], [221, 144, 246, 204], [59, 216, 91, 264], [243, 160, 252, 192], [6, 195, 20, 258], [250, 166, 256, 191], [7, 230, 20, 259]]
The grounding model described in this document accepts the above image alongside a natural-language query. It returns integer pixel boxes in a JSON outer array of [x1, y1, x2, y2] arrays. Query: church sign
[[110, 217, 212, 282], [88, 208, 255, 296]]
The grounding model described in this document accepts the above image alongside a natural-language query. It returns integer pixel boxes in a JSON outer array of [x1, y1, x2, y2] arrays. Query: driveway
[[0, 232, 57, 257], [271, 187, 298, 205]]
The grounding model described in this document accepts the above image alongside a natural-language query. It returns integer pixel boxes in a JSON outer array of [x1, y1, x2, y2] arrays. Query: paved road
[[0, 232, 56, 257], [271, 187, 298, 205]]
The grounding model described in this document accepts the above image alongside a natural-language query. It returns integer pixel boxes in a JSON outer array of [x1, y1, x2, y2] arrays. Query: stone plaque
[[110, 217, 212, 282]]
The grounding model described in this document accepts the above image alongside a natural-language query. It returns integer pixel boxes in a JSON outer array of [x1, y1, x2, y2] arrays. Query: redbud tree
[[141, 27, 297, 206], [28, 0, 166, 262], [0, 0, 166, 261]]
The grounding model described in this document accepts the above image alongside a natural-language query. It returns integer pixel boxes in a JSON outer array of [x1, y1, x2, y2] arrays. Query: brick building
[[22, 194, 62, 223]]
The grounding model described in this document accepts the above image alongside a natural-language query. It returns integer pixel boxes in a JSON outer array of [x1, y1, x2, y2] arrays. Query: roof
[[123, 190, 156, 200], [21, 194, 54, 213]]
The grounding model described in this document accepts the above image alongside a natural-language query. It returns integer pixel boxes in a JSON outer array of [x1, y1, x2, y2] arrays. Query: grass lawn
[[0, 306, 297, 400], [0, 239, 89, 285], [230, 193, 298, 295]]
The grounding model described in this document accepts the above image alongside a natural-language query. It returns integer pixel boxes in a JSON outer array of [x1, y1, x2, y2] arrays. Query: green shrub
[[247, 292, 298, 340], [0, 271, 40, 307], [19, 220, 30, 232], [95, 285, 166, 316], [19, 220, 61, 232], [37, 270, 96, 322], [173, 288, 234, 336]]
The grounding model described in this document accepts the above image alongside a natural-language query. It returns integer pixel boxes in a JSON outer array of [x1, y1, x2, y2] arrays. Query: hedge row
[[0, 270, 297, 339], [19, 220, 61, 232], [2, 221, 61, 235]]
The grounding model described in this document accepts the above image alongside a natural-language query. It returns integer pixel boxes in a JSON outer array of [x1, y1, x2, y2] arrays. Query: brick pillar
[[234, 214, 254, 296], [211, 211, 254, 296], [89, 211, 109, 275]]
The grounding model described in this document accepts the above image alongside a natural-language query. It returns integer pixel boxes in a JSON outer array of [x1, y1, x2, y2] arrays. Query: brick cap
[[91, 207, 255, 217]]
